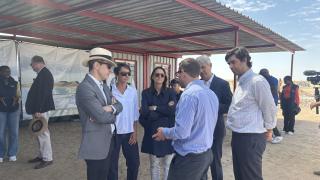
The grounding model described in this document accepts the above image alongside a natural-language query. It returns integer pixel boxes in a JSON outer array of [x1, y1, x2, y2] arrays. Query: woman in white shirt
[[108, 63, 140, 180]]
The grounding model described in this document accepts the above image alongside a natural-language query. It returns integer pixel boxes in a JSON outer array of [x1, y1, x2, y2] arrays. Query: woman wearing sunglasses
[[108, 63, 140, 180], [139, 67, 176, 180]]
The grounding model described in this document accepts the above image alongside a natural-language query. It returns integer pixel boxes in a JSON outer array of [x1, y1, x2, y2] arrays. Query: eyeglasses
[[119, 72, 131, 77], [175, 70, 184, 76], [155, 73, 165, 78], [98, 61, 112, 69]]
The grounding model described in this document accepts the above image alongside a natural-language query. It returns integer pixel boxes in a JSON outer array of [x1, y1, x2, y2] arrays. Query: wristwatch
[[153, 106, 157, 111]]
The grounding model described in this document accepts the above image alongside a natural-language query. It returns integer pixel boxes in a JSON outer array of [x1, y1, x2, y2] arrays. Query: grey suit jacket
[[76, 74, 123, 160]]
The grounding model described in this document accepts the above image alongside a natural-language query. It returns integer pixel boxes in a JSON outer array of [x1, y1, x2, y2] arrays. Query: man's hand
[[152, 127, 166, 141], [128, 131, 137, 145], [103, 105, 114, 113], [265, 130, 273, 142], [34, 112, 42, 118], [111, 96, 117, 105], [148, 106, 157, 111], [0, 97, 7, 106], [12, 97, 19, 106], [89, 117, 96, 122]]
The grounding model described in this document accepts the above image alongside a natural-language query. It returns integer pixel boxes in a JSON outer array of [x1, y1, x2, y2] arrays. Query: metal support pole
[[290, 52, 295, 78], [233, 30, 239, 92]]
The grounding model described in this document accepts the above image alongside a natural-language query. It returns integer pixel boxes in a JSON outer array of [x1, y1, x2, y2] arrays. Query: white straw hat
[[82, 47, 116, 67]]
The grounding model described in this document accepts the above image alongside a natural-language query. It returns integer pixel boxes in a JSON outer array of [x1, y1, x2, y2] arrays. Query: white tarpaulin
[[0, 40, 132, 120], [19, 42, 89, 120], [0, 40, 17, 79]]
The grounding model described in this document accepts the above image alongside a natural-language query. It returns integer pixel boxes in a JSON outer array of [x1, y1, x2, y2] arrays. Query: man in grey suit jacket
[[76, 47, 123, 180]]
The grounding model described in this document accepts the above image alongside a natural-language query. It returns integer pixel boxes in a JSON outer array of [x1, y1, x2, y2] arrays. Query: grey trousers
[[231, 132, 266, 180], [167, 149, 213, 180]]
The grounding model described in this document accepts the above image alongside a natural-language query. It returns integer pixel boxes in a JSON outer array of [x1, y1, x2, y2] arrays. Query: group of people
[[0, 55, 55, 169], [0, 45, 317, 179], [74, 46, 276, 180]]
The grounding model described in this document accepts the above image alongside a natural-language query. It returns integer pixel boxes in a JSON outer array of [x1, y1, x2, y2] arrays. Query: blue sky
[[183, 0, 320, 81]]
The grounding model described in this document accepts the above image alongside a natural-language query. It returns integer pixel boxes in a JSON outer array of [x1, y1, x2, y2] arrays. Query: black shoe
[[28, 157, 42, 163], [314, 171, 320, 176], [34, 160, 53, 169]]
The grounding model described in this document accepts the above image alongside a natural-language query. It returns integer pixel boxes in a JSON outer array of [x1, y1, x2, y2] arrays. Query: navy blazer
[[209, 75, 232, 138], [25, 67, 55, 114]]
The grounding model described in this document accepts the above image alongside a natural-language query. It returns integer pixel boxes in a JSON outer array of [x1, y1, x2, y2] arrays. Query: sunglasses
[[97, 61, 112, 69], [155, 73, 165, 78], [119, 72, 131, 77]]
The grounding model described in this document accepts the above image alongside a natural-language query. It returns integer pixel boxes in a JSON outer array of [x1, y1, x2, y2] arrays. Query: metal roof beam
[[0, 16, 181, 51], [19, 0, 223, 48], [0, 0, 115, 31], [147, 44, 276, 54], [94, 27, 238, 46], [2, 29, 150, 53], [175, 0, 295, 53]]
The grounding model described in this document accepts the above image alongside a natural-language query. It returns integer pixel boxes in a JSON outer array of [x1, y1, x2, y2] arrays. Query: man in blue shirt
[[153, 58, 219, 180]]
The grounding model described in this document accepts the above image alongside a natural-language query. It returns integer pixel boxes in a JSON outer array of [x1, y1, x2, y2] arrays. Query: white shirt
[[112, 83, 139, 134], [227, 69, 277, 133], [87, 74, 115, 133], [204, 74, 214, 87]]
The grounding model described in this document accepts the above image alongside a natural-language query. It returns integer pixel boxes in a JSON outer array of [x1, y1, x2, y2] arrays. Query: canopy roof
[[0, 0, 304, 57]]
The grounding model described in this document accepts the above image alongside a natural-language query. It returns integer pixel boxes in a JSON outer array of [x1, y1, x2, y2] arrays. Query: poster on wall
[[19, 43, 88, 120]]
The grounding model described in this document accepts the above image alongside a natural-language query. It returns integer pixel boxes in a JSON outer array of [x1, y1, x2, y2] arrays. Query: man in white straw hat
[[76, 47, 123, 180]]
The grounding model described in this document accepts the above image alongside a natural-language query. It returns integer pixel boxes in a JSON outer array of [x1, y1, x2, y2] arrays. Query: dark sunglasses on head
[[120, 72, 131, 77], [155, 73, 165, 78]]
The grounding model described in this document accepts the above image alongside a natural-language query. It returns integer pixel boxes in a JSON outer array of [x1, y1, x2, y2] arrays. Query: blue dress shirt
[[162, 80, 219, 156]]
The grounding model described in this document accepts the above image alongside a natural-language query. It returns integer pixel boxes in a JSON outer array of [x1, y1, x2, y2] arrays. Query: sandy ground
[[1, 109, 320, 180]]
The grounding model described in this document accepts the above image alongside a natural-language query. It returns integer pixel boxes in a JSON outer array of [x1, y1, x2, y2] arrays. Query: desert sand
[[1, 85, 320, 180]]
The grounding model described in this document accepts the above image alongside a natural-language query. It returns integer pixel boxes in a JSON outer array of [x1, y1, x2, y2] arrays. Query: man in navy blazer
[[26, 55, 55, 169], [196, 55, 232, 180]]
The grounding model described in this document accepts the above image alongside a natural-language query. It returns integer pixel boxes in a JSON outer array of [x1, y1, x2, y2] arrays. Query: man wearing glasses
[[26, 55, 55, 169], [153, 58, 219, 180], [76, 47, 123, 180]]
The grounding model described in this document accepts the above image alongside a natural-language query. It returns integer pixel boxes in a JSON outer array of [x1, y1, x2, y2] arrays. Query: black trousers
[[231, 132, 266, 180], [168, 149, 213, 180], [85, 136, 115, 180], [108, 133, 140, 180], [209, 134, 224, 180], [283, 111, 296, 132]]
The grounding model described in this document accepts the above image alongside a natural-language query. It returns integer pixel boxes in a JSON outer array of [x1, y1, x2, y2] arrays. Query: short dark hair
[[284, 75, 292, 83], [225, 47, 252, 68], [179, 58, 200, 78], [150, 66, 168, 89], [0, 65, 10, 72], [170, 79, 180, 86], [88, 60, 96, 72], [31, 55, 45, 64], [88, 59, 112, 72], [114, 62, 131, 75], [259, 68, 270, 77]]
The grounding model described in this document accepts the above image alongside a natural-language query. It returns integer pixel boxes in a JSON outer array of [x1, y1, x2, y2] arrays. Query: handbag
[[293, 104, 301, 115]]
